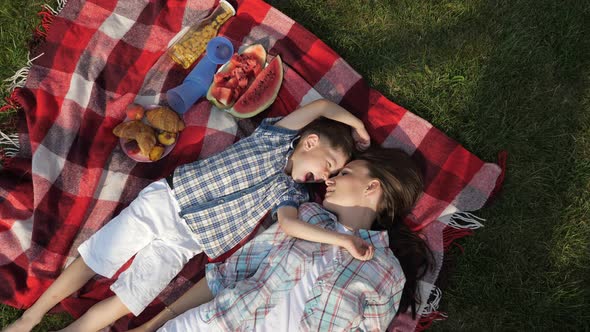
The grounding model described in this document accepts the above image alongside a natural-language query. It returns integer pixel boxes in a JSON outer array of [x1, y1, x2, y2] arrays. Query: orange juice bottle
[[167, 0, 236, 69]]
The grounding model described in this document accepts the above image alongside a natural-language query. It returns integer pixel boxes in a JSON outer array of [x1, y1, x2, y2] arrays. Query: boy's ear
[[303, 134, 320, 150]]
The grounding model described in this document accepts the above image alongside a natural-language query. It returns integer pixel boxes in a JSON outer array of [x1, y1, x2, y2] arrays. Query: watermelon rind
[[228, 55, 284, 119], [206, 44, 268, 109], [206, 61, 236, 109]]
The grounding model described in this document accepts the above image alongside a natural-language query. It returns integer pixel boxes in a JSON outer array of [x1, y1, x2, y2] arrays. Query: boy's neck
[[284, 156, 293, 175]]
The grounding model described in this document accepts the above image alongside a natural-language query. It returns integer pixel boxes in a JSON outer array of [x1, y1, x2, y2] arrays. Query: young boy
[[3, 99, 372, 332]]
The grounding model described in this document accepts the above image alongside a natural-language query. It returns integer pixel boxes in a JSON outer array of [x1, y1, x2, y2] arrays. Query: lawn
[[1, 0, 589, 331]]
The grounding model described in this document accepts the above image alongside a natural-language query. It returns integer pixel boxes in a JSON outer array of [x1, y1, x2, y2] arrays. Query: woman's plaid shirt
[[201, 202, 405, 331], [172, 118, 308, 259]]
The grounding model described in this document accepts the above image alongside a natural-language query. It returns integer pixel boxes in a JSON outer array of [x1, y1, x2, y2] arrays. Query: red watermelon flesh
[[230, 55, 284, 118], [211, 87, 234, 106], [207, 44, 267, 109]]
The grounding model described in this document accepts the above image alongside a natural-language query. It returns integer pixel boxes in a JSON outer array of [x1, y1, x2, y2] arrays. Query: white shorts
[[78, 179, 202, 316]]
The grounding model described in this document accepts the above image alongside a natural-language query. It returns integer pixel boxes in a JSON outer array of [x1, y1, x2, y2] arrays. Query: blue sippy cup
[[166, 36, 234, 114]]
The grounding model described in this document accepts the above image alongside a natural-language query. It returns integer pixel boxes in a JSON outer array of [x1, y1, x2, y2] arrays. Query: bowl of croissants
[[113, 104, 185, 162]]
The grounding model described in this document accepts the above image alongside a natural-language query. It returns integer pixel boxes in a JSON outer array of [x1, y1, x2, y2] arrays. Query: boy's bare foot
[[2, 314, 39, 332]]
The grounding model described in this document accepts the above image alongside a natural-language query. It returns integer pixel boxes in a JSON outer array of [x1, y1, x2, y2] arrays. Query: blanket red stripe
[[0, 0, 504, 330]]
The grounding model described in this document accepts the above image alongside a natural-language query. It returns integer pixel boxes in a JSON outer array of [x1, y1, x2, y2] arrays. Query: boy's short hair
[[299, 116, 356, 159]]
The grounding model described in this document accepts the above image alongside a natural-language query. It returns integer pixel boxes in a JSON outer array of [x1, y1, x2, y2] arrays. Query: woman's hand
[[343, 235, 374, 260], [352, 125, 371, 151]]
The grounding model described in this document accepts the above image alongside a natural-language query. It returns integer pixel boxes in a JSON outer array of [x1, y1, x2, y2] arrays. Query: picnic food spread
[[113, 105, 184, 162], [167, 0, 236, 69], [207, 44, 284, 118]]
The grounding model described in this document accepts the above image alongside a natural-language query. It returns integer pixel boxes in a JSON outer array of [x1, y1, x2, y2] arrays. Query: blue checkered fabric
[[173, 117, 308, 258]]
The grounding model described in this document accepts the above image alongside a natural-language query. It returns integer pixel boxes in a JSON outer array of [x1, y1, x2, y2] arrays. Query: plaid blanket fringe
[[0, 1, 65, 165], [407, 211, 481, 328]]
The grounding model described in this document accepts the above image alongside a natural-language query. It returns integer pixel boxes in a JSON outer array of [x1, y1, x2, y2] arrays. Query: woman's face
[[323, 160, 374, 209]]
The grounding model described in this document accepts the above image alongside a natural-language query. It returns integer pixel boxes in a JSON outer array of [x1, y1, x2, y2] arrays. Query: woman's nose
[[325, 178, 335, 185]]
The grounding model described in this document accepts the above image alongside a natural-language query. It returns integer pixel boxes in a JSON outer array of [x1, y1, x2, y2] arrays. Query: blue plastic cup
[[167, 37, 234, 114]]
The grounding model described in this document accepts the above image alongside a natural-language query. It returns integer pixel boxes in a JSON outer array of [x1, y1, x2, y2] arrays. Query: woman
[[131, 146, 432, 331]]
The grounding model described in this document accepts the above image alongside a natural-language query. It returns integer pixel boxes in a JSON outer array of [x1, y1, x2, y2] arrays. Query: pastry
[[146, 107, 185, 133], [113, 120, 156, 157]]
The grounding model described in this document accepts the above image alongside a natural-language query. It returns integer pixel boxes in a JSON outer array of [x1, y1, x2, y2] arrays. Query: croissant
[[146, 107, 185, 133], [113, 120, 156, 156], [136, 131, 157, 156]]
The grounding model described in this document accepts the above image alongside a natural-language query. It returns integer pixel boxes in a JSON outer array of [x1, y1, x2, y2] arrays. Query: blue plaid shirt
[[172, 117, 308, 259], [201, 202, 405, 331]]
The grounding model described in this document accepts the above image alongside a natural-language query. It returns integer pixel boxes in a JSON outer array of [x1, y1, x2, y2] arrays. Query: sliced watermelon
[[243, 44, 266, 64], [211, 87, 235, 107], [229, 55, 284, 118], [207, 44, 267, 109]]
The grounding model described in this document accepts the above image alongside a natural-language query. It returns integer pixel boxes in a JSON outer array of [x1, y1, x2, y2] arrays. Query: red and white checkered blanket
[[0, 0, 504, 330]]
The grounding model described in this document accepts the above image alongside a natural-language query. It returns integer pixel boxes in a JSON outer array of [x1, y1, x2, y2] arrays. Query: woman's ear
[[365, 179, 381, 195], [303, 134, 319, 150]]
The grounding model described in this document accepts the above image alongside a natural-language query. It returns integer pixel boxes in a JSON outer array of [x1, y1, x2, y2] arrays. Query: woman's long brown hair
[[356, 147, 433, 319]]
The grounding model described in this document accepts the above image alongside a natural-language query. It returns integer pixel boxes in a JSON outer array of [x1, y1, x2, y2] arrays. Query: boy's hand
[[343, 234, 375, 261], [352, 126, 371, 151]]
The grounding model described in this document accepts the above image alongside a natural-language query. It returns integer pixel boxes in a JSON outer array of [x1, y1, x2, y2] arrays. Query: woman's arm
[[128, 278, 213, 332], [277, 206, 374, 260]]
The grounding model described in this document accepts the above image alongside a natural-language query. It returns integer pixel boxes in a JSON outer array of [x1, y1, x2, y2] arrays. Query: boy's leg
[[57, 296, 130, 332], [3, 258, 96, 332], [3, 180, 176, 332], [110, 179, 204, 321]]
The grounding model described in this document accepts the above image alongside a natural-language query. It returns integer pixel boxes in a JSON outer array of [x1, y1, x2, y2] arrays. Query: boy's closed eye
[[327, 160, 337, 173]]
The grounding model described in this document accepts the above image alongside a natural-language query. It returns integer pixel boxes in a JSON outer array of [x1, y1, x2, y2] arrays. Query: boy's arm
[[275, 99, 370, 149], [277, 206, 374, 261]]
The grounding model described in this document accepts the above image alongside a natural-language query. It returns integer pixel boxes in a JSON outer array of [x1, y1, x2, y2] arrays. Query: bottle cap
[[219, 0, 236, 16], [205, 36, 234, 64]]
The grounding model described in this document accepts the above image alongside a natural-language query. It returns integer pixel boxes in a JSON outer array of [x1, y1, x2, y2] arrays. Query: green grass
[[1, 305, 73, 331], [1, 0, 589, 330], [0, 0, 48, 130]]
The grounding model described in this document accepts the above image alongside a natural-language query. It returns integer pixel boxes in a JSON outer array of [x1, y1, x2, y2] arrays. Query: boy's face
[[289, 134, 349, 183]]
